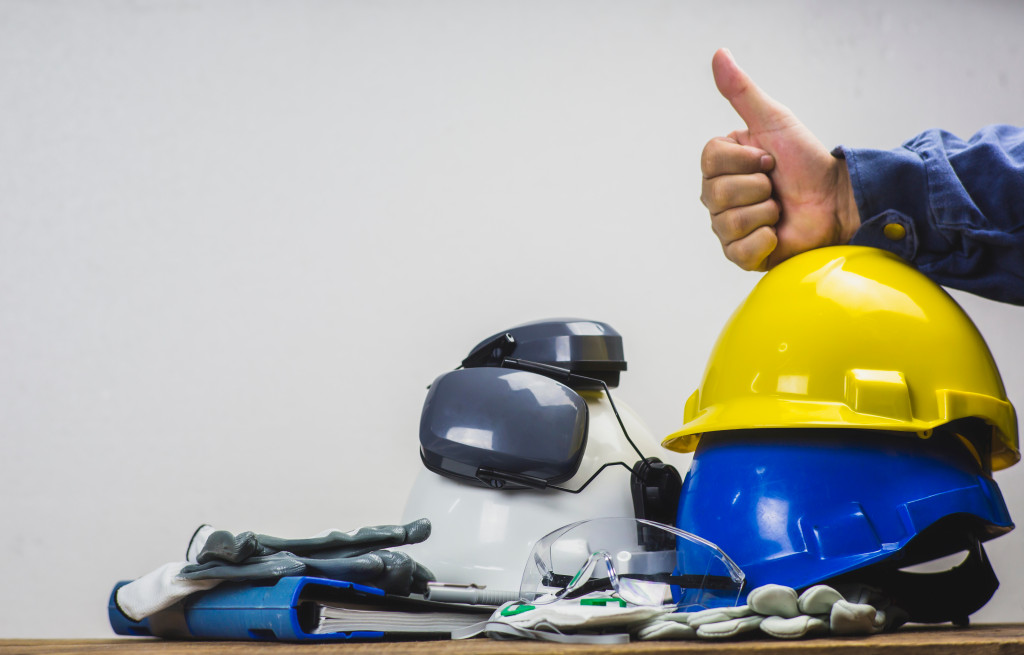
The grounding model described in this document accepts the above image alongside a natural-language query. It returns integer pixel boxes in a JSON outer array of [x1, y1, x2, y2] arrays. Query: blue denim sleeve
[[834, 125, 1024, 305]]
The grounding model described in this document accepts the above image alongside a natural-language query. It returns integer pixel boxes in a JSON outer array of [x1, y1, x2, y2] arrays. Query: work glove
[[191, 519, 432, 563], [116, 519, 434, 622], [483, 594, 671, 645], [635, 584, 888, 640], [179, 519, 434, 595], [478, 584, 890, 644]]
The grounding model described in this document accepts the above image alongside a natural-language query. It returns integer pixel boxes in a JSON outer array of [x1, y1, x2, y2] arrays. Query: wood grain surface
[[3, 624, 1023, 655]]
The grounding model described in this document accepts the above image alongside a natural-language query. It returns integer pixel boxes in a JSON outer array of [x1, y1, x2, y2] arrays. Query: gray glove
[[179, 518, 435, 596], [179, 548, 433, 596], [193, 519, 432, 563], [116, 519, 435, 622]]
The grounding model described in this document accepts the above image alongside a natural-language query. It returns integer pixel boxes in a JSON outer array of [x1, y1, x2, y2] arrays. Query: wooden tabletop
[[3, 624, 1023, 654]]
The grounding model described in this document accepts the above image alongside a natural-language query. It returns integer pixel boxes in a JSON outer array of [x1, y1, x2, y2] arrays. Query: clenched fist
[[701, 48, 861, 271]]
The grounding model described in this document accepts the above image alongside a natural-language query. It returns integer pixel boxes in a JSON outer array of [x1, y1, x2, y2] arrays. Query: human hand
[[700, 48, 860, 271]]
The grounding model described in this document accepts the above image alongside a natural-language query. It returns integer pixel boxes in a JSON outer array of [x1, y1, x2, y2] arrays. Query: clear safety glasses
[[519, 517, 745, 610]]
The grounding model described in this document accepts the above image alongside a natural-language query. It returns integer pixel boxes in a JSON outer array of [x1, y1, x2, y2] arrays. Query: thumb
[[712, 48, 793, 134]]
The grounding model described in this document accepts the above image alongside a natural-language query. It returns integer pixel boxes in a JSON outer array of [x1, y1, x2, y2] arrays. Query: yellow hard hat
[[663, 246, 1019, 470]]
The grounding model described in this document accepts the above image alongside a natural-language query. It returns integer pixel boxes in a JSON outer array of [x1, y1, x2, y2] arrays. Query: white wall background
[[1, 0, 1022, 637]]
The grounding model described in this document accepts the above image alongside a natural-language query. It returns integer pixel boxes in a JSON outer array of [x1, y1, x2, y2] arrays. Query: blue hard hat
[[676, 424, 1013, 624]]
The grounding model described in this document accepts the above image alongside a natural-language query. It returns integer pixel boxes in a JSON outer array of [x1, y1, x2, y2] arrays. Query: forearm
[[835, 125, 1024, 305]]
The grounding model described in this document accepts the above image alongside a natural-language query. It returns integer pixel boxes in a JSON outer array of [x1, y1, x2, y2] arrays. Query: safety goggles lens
[[520, 517, 745, 610]]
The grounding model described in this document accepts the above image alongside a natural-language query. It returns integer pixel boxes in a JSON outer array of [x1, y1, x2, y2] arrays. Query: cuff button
[[883, 223, 907, 241]]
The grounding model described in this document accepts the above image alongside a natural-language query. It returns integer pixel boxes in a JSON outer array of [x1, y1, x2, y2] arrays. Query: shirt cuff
[[833, 144, 931, 263], [848, 210, 918, 261]]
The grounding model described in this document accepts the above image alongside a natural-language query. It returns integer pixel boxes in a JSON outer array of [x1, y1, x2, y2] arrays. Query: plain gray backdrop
[[1, 0, 1022, 637]]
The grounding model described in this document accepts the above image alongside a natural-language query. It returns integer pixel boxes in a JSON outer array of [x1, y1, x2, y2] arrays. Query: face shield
[[519, 517, 745, 610]]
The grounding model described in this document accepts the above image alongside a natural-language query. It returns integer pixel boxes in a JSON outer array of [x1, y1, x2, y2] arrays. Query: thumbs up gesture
[[700, 49, 861, 270]]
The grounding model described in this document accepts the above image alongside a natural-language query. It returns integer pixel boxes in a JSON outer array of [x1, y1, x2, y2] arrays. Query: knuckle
[[726, 243, 757, 271], [728, 227, 775, 271], [710, 213, 728, 241], [708, 181, 732, 212], [721, 240, 740, 265], [699, 179, 714, 208], [701, 181, 721, 212], [718, 210, 742, 241], [700, 141, 720, 176], [735, 245, 760, 271], [751, 173, 772, 199]]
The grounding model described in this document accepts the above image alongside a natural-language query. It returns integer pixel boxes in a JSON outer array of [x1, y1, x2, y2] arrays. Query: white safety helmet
[[400, 319, 687, 598]]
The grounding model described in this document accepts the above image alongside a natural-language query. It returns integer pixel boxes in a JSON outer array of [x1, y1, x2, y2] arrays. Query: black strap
[[839, 534, 998, 626]]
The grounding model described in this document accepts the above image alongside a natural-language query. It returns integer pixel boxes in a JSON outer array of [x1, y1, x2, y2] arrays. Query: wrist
[[833, 157, 861, 244]]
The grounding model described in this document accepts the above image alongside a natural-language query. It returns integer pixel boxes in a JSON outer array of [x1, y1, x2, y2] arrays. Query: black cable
[[499, 357, 646, 462], [551, 461, 634, 494], [592, 378, 645, 462]]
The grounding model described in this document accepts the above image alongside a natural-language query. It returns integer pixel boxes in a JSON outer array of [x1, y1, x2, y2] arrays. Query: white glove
[[115, 526, 223, 621], [115, 561, 222, 622], [636, 584, 887, 640], [485, 594, 670, 644]]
